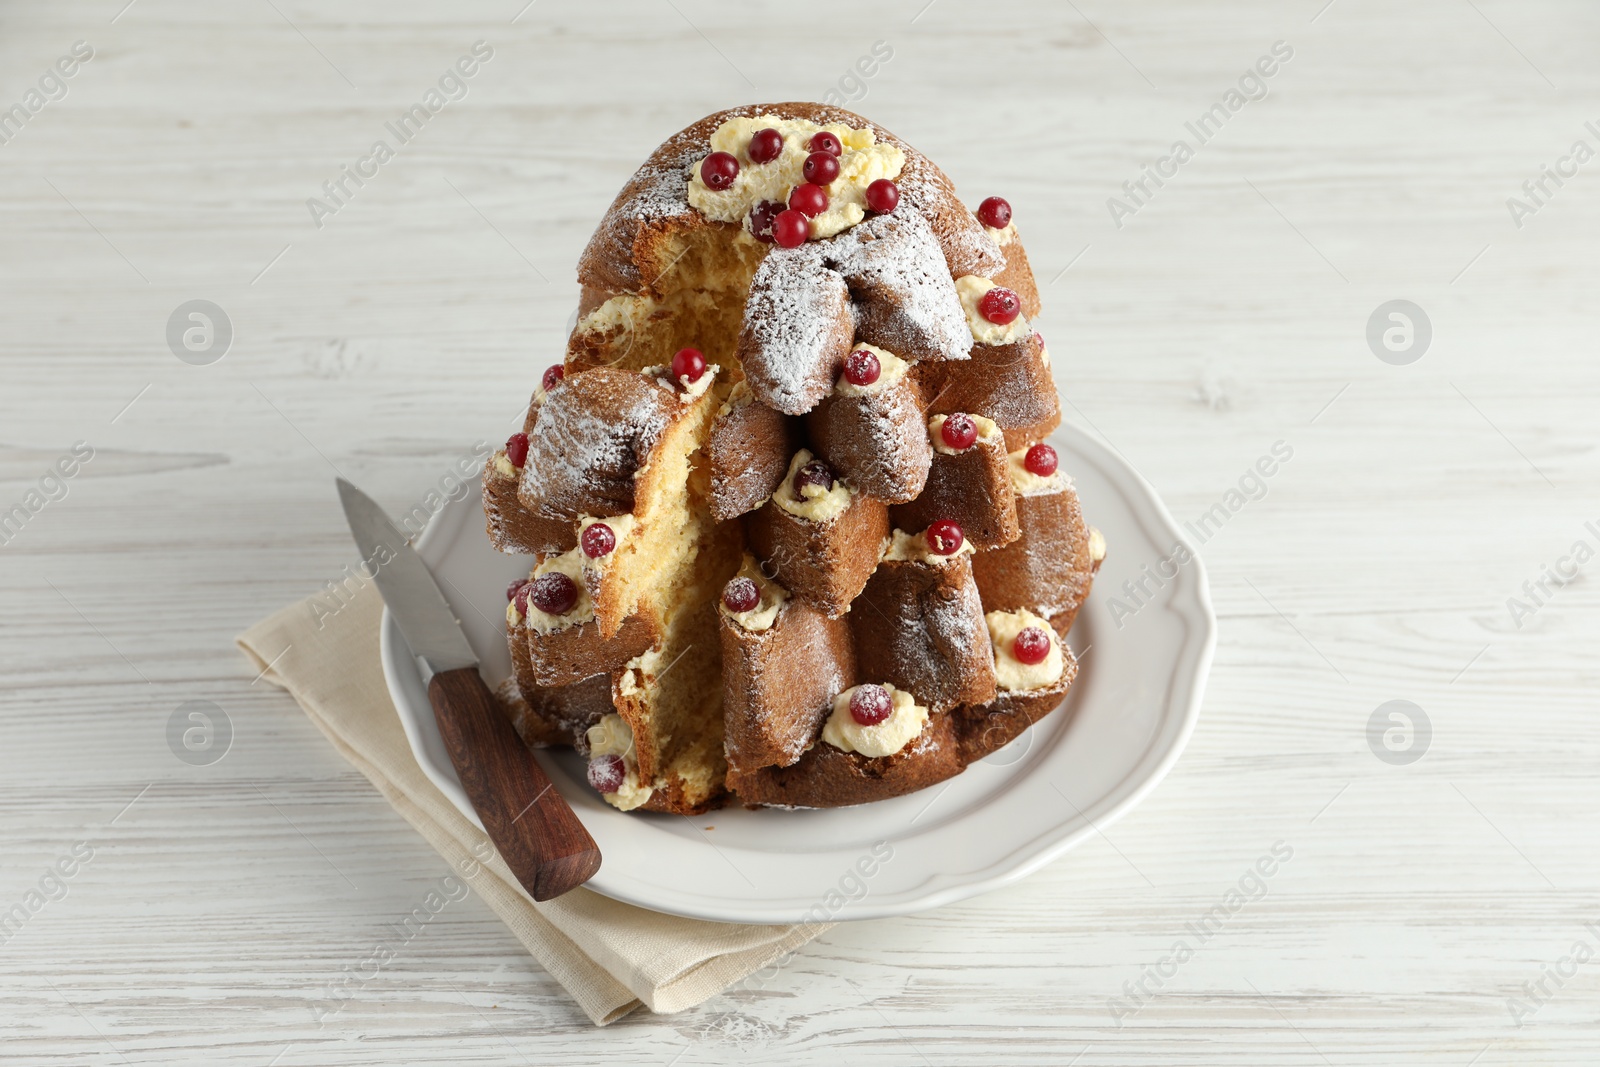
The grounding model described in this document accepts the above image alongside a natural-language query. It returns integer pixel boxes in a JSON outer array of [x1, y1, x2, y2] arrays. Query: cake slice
[[850, 529, 996, 713], [708, 379, 803, 521], [516, 544, 661, 687], [495, 673, 616, 753], [890, 413, 1020, 550], [806, 343, 931, 504], [727, 683, 965, 809], [914, 329, 1060, 452], [970, 444, 1105, 636], [716, 556, 857, 774], [956, 609, 1080, 763], [973, 196, 1042, 320], [602, 543, 738, 814], [745, 449, 890, 617]]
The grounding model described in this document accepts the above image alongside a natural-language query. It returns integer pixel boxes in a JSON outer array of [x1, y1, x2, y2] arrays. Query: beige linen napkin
[[237, 582, 828, 1026]]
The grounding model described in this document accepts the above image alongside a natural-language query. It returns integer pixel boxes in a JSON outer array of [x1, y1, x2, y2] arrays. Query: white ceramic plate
[[382, 423, 1214, 924]]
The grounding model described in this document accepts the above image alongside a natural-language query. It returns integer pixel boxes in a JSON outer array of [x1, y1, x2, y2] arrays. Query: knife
[[336, 477, 601, 900]]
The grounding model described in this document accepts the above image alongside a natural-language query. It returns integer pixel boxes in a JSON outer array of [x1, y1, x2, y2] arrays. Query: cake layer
[[890, 416, 1020, 550], [744, 454, 890, 617], [971, 473, 1099, 636], [718, 591, 856, 774], [850, 554, 996, 714]]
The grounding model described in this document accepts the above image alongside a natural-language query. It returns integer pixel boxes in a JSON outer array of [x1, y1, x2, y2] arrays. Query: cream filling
[[523, 547, 595, 634], [1006, 447, 1068, 495], [719, 554, 788, 632], [929, 412, 1001, 456], [576, 291, 659, 337], [686, 115, 906, 242], [773, 448, 852, 523], [1037, 332, 1051, 368], [833, 343, 910, 398], [986, 609, 1065, 692], [505, 598, 522, 627], [492, 451, 518, 479], [585, 713, 653, 811], [1088, 526, 1106, 563], [881, 527, 974, 564], [955, 275, 1030, 346], [643, 362, 720, 402], [715, 378, 753, 421], [577, 513, 637, 578], [821, 683, 929, 758], [985, 221, 1018, 247]]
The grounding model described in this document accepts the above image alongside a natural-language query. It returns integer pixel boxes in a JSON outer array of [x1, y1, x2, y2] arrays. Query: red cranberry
[[587, 754, 626, 794], [581, 522, 615, 559], [749, 127, 784, 164], [748, 199, 784, 243], [513, 579, 534, 615], [1013, 626, 1052, 665], [670, 346, 707, 383], [506, 577, 529, 602], [843, 349, 881, 387], [1024, 442, 1058, 477], [788, 182, 829, 218], [700, 151, 739, 190], [505, 431, 529, 468], [793, 459, 834, 496], [773, 208, 809, 248], [926, 519, 964, 556], [722, 576, 760, 614], [529, 572, 578, 615], [802, 151, 840, 186], [542, 364, 565, 391], [849, 684, 893, 726], [808, 131, 843, 157], [978, 196, 1012, 229], [866, 178, 900, 214], [978, 287, 1021, 325], [940, 413, 977, 451]]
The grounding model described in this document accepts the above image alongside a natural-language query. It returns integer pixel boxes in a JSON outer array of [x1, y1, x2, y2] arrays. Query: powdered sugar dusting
[[824, 211, 971, 363], [895, 161, 1006, 280], [856, 558, 995, 712], [811, 375, 930, 503], [738, 244, 852, 415], [518, 371, 676, 521]]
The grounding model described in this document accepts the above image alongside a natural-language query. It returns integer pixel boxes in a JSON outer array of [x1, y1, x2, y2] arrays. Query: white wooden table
[[4, 0, 1597, 1062]]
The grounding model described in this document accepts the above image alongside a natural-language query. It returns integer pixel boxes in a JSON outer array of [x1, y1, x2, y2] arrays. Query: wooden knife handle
[[427, 666, 601, 900]]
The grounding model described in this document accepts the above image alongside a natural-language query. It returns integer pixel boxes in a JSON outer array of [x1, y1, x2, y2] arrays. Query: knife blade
[[335, 477, 601, 900], [336, 478, 477, 676]]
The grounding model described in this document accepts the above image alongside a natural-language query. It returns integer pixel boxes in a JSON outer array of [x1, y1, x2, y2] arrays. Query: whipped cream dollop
[[643, 362, 719, 402], [719, 555, 789, 633], [586, 713, 653, 811], [881, 527, 974, 565], [686, 115, 906, 242], [928, 412, 1001, 456], [491, 450, 518, 479], [985, 220, 1019, 247], [955, 275, 1030, 347], [986, 609, 1065, 692], [1088, 526, 1106, 564], [773, 448, 852, 523], [832, 343, 910, 398], [1005, 447, 1068, 495], [523, 547, 595, 634], [577, 513, 636, 577], [821, 683, 929, 758]]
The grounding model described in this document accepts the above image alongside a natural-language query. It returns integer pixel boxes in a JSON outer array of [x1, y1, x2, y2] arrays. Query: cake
[[480, 104, 1103, 813]]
